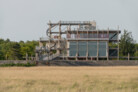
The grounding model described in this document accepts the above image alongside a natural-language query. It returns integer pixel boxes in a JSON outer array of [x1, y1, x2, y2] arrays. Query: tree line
[[0, 30, 138, 60], [0, 39, 38, 60]]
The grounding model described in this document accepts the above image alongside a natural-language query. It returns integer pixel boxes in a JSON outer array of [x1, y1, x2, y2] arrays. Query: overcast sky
[[0, 0, 138, 42]]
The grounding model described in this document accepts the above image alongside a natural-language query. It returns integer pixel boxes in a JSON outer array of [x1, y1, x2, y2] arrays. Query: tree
[[119, 30, 135, 56], [134, 44, 138, 57], [20, 40, 38, 58], [0, 47, 4, 59], [7, 42, 22, 60], [0, 38, 4, 43]]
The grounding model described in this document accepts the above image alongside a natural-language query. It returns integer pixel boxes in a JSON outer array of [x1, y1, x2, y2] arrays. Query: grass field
[[0, 66, 138, 92]]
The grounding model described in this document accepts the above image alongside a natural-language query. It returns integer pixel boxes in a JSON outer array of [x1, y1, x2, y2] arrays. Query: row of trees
[[0, 39, 38, 60]]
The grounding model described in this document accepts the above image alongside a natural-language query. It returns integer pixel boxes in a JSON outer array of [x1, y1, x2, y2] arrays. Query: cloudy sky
[[0, 0, 138, 42]]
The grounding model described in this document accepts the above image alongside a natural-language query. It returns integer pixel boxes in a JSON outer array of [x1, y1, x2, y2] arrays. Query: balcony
[[67, 38, 109, 41]]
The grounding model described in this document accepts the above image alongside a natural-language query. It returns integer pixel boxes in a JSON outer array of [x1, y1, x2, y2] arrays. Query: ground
[[0, 66, 138, 92]]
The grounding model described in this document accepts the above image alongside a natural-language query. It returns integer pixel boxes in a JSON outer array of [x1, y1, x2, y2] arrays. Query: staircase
[[37, 54, 60, 66], [42, 54, 60, 61], [36, 22, 66, 65], [109, 33, 117, 40]]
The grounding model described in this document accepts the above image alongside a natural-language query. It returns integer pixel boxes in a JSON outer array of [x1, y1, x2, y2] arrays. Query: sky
[[0, 0, 138, 42]]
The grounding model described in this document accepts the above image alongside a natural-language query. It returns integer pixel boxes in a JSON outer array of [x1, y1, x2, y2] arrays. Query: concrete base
[[49, 60, 138, 66], [1, 60, 138, 66]]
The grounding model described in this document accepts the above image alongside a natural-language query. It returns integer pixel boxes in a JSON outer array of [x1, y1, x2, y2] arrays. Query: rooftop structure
[[36, 21, 121, 61]]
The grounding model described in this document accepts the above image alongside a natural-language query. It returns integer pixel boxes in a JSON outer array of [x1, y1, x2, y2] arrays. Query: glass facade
[[88, 33, 97, 38], [98, 33, 108, 38], [67, 32, 118, 40], [99, 41, 107, 56], [69, 42, 77, 56], [88, 42, 97, 56], [80, 33, 83, 38], [68, 33, 110, 39], [78, 42, 87, 56], [83, 33, 88, 38], [69, 41, 107, 57]]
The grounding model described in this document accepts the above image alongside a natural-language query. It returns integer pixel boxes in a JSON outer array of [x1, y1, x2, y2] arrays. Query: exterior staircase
[[42, 53, 60, 61], [37, 54, 60, 66]]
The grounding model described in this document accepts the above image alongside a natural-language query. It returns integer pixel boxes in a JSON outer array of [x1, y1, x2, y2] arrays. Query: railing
[[60, 21, 91, 24], [40, 37, 49, 41], [42, 53, 60, 61], [40, 37, 66, 41], [35, 46, 49, 52], [109, 46, 118, 49], [67, 38, 109, 40]]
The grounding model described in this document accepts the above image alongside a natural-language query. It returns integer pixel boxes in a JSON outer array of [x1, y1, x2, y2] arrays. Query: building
[[36, 21, 121, 61]]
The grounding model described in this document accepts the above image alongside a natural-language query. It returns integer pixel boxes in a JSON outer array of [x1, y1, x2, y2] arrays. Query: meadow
[[0, 66, 138, 92]]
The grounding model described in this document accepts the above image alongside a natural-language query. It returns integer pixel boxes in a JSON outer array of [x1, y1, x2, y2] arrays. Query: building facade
[[36, 21, 121, 61]]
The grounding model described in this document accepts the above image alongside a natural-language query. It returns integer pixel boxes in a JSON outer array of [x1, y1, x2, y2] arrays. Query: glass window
[[88, 41, 97, 56], [83, 33, 88, 38], [69, 42, 77, 56], [78, 42, 87, 56], [88, 33, 92, 38], [93, 33, 97, 38], [80, 33, 83, 38], [99, 41, 107, 56]]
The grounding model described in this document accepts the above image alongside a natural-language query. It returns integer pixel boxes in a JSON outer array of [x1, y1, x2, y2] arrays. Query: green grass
[[0, 62, 36, 67]]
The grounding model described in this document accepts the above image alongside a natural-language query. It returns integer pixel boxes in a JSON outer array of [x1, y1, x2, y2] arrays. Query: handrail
[[42, 53, 60, 61], [48, 21, 92, 25], [60, 21, 91, 24], [67, 38, 109, 40]]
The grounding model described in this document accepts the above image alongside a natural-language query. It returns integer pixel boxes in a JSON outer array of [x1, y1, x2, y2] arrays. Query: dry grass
[[0, 66, 138, 92]]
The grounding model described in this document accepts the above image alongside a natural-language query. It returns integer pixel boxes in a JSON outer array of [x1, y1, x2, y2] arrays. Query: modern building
[[36, 21, 121, 61]]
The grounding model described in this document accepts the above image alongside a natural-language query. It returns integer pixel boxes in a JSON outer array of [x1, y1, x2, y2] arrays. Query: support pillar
[[76, 41, 78, 61], [76, 54, 78, 61], [107, 41, 109, 61], [86, 52, 88, 61], [107, 28, 109, 61], [35, 53, 39, 61], [97, 41, 99, 61], [57, 23, 61, 55], [26, 53, 28, 61], [117, 27, 119, 61], [39, 41, 43, 47], [128, 53, 130, 61], [86, 41, 88, 61], [97, 30, 99, 61]]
